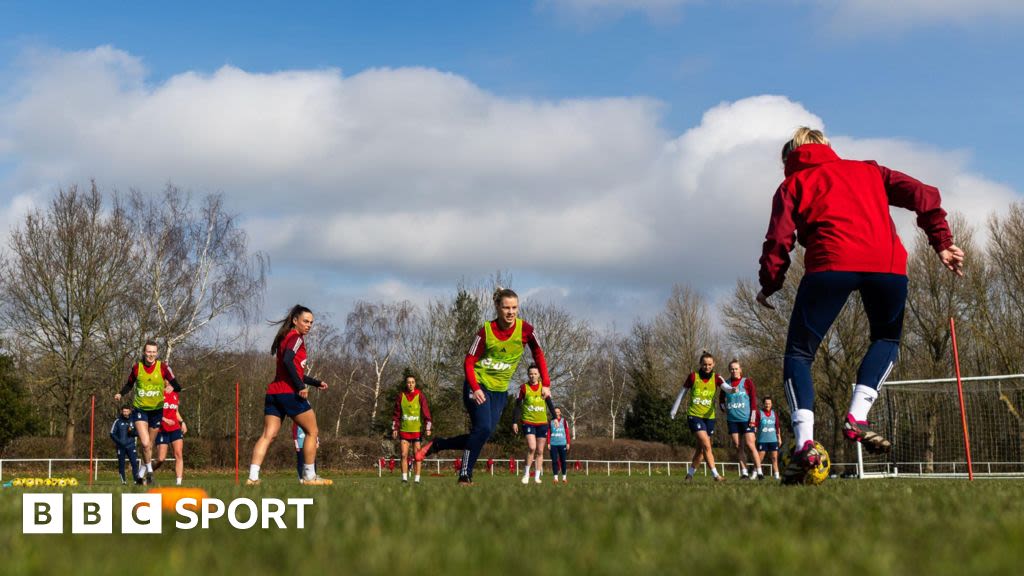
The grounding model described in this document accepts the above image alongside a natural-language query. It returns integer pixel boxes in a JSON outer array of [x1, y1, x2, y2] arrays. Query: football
[[782, 441, 831, 485]]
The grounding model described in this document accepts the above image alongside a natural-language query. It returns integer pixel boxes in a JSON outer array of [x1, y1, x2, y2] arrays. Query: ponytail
[[270, 305, 312, 355]]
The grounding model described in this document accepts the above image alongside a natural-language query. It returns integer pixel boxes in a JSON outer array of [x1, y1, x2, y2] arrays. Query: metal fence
[[378, 457, 816, 478], [0, 458, 176, 482]]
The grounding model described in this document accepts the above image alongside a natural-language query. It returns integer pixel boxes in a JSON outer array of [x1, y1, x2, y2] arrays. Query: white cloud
[[0, 46, 1018, 327], [815, 0, 1024, 31]]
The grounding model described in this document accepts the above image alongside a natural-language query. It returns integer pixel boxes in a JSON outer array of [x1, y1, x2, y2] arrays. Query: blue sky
[[1, 0, 1021, 329]]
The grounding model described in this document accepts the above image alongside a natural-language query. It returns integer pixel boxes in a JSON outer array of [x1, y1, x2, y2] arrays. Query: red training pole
[[950, 317, 974, 481], [89, 395, 96, 486], [235, 382, 240, 485]]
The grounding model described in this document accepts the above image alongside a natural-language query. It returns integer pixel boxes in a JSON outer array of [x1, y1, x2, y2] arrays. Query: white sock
[[402, 473, 408, 481], [303, 464, 316, 480], [176, 477, 182, 486], [249, 464, 260, 481], [740, 467, 748, 477], [711, 468, 720, 478], [534, 469, 541, 479], [523, 464, 531, 476], [687, 465, 696, 476], [561, 475, 566, 481], [793, 408, 815, 447], [146, 462, 153, 473], [848, 385, 880, 422], [414, 475, 420, 482]]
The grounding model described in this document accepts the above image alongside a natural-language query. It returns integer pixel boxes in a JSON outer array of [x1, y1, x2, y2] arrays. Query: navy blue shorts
[[131, 408, 163, 429], [728, 421, 756, 435], [156, 429, 183, 445], [523, 423, 550, 437], [757, 442, 779, 453], [687, 416, 715, 435], [264, 393, 312, 419]]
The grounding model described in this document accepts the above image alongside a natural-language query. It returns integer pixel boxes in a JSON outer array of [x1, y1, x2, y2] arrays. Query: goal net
[[856, 374, 1024, 477]]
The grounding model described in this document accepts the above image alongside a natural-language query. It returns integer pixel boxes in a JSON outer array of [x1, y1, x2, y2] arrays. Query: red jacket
[[759, 144, 953, 296]]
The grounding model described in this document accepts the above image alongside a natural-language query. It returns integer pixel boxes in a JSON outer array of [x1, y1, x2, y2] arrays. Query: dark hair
[[402, 367, 418, 384], [763, 395, 773, 402], [270, 305, 313, 355], [492, 287, 518, 308], [699, 350, 715, 363], [120, 405, 132, 412], [527, 364, 539, 372]]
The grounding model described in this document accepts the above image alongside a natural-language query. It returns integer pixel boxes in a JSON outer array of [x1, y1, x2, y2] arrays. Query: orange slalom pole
[[235, 382, 240, 485], [950, 317, 974, 481], [89, 395, 96, 486]]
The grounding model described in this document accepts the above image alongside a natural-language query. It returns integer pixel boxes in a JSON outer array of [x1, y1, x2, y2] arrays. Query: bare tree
[[346, 300, 415, 433], [0, 183, 136, 454], [126, 186, 267, 362], [519, 300, 595, 436], [653, 284, 720, 394], [592, 332, 630, 440]]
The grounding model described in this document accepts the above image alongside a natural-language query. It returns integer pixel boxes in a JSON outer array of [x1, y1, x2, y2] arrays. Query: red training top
[[682, 371, 727, 389], [391, 389, 433, 440], [719, 377, 758, 421], [759, 144, 954, 297], [546, 418, 571, 448], [124, 361, 176, 388], [161, 390, 181, 432], [269, 329, 306, 395], [463, 320, 550, 392]]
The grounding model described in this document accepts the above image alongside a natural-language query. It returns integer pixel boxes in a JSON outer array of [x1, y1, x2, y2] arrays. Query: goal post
[[856, 374, 1024, 478]]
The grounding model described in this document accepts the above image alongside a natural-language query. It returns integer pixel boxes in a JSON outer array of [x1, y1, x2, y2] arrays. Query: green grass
[[2, 471, 1023, 575]]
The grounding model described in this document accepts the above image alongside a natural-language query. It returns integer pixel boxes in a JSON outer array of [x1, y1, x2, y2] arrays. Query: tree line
[[2, 185, 1023, 464]]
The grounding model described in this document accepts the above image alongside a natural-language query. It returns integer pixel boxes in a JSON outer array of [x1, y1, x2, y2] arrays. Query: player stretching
[[392, 372, 432, 483], [114, 341, 181, 485], [757, 127, 963, 483], [152, 383, 187, 485], [671, 352, 735, 482], [417, 288, 552, 485], [247, 305, 331, 486], [720, 359, 761, 479], [512, 364, 556, 484]]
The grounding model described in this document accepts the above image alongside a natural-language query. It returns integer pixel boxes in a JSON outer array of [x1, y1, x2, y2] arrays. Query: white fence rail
[[377, 458, 827, 478], [0, 458, 176, 482]]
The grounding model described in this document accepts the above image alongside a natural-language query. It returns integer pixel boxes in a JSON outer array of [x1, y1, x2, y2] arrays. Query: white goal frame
[[856, 374, 1024, 479]]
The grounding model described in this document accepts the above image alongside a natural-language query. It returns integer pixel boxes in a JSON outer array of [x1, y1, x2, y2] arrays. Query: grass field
[[2, 470, 1023, 575]]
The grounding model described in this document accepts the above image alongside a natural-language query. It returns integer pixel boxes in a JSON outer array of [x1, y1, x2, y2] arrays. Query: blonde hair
[[781, 127, 830, 162]]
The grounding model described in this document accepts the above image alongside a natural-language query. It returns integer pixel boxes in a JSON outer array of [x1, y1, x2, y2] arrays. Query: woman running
[[392, 372, 432, 484], [417, 287, 552, 484], [548, 406, 571, 484], [756, 396, 781, 480], [512, 364, 555, 484], [719, 359, 761, 479], [153, 382, 186, 486], [758, 127, 963, 483], [247, 305, 331, 486], [670, 352, 733, 482], [114, 340, 181, 485]]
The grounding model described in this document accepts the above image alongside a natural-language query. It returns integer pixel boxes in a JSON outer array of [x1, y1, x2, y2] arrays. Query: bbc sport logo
[[23, 493, 314, 534]]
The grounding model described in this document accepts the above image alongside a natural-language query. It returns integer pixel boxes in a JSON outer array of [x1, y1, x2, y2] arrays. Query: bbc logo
[[24, 494, 163, 534]]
